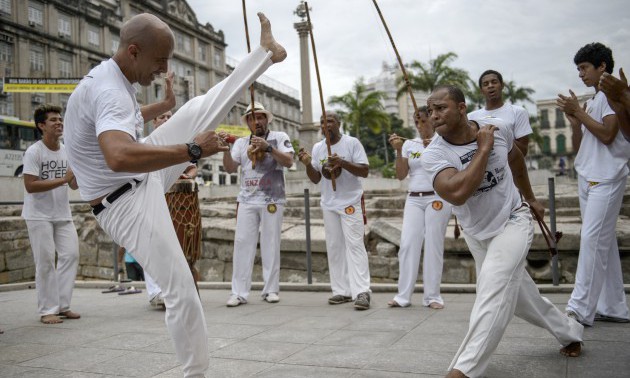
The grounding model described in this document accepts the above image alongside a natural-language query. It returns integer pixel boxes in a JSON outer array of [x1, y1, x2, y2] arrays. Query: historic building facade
[[0, 0, 301, 185]]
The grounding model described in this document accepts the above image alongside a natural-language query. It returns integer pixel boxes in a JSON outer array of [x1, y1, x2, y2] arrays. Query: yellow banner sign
[[2, 78, 81, 93], [215, 124, 250, 138]]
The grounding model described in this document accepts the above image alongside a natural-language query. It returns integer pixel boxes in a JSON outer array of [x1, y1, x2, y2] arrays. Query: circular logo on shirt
[[267, 204, 277, 214], [345, 206, 355, 215], [432, 201, 443, 211]]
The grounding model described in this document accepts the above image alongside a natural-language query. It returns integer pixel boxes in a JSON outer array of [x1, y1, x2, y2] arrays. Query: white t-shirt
[[574, 91, 630, 182], [21, 141, 73, 221], [64, 59, 145, 201], [468, 103, 532, 140], [311, 135, 368, 211], [422, 119, 522, 240], [403, 137, 434, 192], [231, 130, 294, 205]]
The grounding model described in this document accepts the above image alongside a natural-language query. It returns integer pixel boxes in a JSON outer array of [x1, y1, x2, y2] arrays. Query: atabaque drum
[[165, 179, 202, 285]]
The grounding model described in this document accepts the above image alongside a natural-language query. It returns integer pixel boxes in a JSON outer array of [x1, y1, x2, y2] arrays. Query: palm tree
[[465, 80, 485, 112], [398, 52, 471, 98], [503, 80, 535, 105], [328, 79, 391, 140]]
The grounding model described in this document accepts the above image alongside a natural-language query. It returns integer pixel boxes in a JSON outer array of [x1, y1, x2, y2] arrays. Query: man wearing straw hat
[[221, 102, 294, 307]]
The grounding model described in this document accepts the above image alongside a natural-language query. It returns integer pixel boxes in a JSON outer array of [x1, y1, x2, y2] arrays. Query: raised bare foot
[[41, 314, 63, 324], [258, 12, 286, 63], [445, 368, 468, 378], [59, 310, 81, 319], [560, 341, 581, 357]]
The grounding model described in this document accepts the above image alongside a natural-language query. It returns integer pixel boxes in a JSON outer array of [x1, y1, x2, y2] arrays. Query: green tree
[[398, 52, 471, 98], [465, 80, 485, 112], [328, 78, 391, 140], [503, 80, 535, 105]]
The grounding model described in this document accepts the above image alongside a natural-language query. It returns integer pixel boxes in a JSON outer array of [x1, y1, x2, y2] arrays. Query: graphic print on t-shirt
[[40, 159, 69, 179]]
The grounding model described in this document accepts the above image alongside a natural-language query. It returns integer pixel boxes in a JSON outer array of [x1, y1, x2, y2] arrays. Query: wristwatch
[[265, 145, 273, 153], [186, 142, 202, 161]]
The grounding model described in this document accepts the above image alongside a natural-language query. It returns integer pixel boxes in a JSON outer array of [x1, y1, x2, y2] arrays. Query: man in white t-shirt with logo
[[423, 85, 583, 378], [22, 104, 80, 325], [63, 13, 286, 377], [221, 102, 294, 307], [297, 111, 372, 310], [557, 42, 630, 326], [468, 69, 533, 156]]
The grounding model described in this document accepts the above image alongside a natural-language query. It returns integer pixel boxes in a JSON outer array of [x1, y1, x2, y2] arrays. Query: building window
[[59, 94, 69, 111], [28, 1, 44, 26], [59, 53, 72, 77], [198, 70, 209, 92], [556, 134, 566, 154], [87, 25, 100, 47], [0, 0, 11, 15], [213, 51, 221, 67], [540, 109, 550, 129], [198, 42, 207, 62], [29, 45, 44, 72], [0, 93, 14, 116], [542, 136, 551, 154], [230, 174, 237, 185], [0, 41, 12, 64], [58, 13, 71, 38], [174, 30, 191, 54], [111, 33, 119, 54], [555, 108, 566, 129]]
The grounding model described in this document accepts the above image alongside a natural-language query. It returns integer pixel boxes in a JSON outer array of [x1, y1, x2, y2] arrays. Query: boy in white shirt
[[557, 42, 630, 326], [22, 104, 80, 325]]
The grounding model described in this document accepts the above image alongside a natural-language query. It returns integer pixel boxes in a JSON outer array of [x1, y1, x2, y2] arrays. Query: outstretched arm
[[601, 68, 630, 141], [507, 146, 544, 220]]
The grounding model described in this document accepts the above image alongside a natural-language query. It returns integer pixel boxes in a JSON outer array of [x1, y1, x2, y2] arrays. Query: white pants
[[323, 203, 371, 299], [566, 175, 629, 325], [231, 203, 283, 299], [96, 47, 273, 378], [145, 271, 162, 300], [26, 220, 79, 316], [451, 207, 583, 378], [394, 195, 451, 307]]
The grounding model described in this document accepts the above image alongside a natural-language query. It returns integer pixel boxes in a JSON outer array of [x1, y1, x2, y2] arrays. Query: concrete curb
[[3, 280, 630, 294]]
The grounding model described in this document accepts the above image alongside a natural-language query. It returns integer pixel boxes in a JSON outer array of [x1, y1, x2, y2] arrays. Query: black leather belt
[[91, 179, 141, 216], [408, 191, 435, 197]]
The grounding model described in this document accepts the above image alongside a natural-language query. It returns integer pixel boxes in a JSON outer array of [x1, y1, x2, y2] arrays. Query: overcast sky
[[187, 0, 630, 119]]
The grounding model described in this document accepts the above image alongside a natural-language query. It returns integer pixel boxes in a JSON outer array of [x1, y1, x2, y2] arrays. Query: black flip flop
[[118, 287, 142, 295]]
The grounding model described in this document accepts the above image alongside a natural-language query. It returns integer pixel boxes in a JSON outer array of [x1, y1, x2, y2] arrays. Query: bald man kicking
[[64, 12, 286, 378]]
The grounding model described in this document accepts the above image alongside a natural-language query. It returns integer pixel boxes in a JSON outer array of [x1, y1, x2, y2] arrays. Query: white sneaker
[[149, 293, 165, 307], [226, 295, 247, 307], [264, 293, 280, 303]]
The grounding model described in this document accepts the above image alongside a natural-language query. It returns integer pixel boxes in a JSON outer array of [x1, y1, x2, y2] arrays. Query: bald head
[[119, 13, 174, 52]]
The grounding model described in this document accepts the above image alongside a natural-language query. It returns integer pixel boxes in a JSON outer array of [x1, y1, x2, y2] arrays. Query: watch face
[[188, 143, 202, 159]]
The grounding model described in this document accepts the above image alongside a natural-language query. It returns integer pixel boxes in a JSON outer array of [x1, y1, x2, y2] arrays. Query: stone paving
[[1, 283, 629, 377]]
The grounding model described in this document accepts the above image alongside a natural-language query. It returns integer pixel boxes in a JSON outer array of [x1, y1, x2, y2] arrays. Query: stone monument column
[[293, 2, 320, 158]]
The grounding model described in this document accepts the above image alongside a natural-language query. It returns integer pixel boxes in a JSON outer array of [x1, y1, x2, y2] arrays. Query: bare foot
[[59, 310, 81, 319], [41, 314, 63, 324], [560, 341, 581, 357], [445, 368, 468, 378], [258, 12, 286, 63], [429, 302, 445, 310]]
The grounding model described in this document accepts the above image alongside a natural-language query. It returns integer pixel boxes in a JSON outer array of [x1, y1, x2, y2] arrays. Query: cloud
[[187, 0, 630, 117]]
